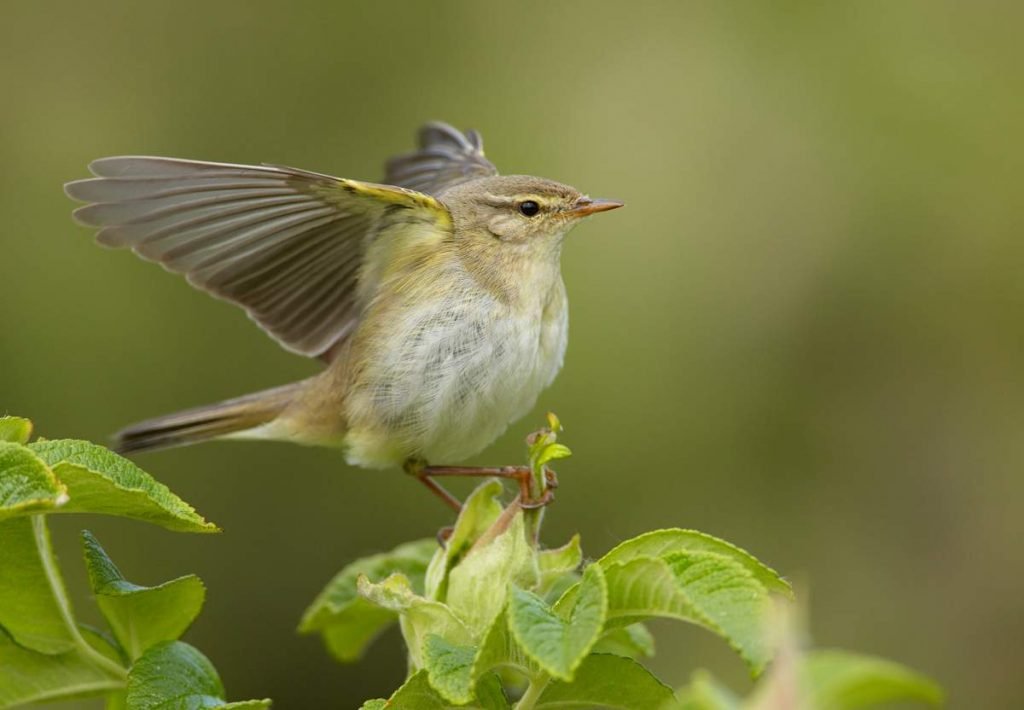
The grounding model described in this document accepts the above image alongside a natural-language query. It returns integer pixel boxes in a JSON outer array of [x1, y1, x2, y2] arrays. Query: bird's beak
[[567, 197, 624, 218]]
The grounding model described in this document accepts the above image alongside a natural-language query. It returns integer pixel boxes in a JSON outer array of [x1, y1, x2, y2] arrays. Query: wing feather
[[66, 156, 450, 358], [384, 121, 498, 196]]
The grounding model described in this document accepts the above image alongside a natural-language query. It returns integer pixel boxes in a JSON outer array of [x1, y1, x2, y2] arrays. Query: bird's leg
[[412, 463, 559, 509], [403, 458, 463, 513]]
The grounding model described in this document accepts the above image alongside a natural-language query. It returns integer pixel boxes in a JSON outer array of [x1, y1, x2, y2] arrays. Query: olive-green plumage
[[65, 122, 622, 470]]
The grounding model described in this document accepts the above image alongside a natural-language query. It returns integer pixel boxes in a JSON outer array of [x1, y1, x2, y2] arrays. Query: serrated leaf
[[299, 538, 436, 662], [424, 478, 505, 600], [423, 633, 476, 704], [82, 531, 205, 660], [357, 574, 470, 669], [447, 511, 537, 637], [0, 416, 32, 444], [0, 440, 67, 518], [509, 564, 607, 682], [125, 641, 270, 709], [0, 626, 124, 709], [535, 653, 676, 709], [0, 517, 76, 653], [29, 440, 217, 533], [590, 553, 774, 673], [599, 529, 790, 597], [801, 649, 943, 708], [592, 623, 656, 659], [664, 551, 773, 672]]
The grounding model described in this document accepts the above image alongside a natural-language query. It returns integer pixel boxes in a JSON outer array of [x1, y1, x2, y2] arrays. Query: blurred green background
[[2, 1, 1022, 707]]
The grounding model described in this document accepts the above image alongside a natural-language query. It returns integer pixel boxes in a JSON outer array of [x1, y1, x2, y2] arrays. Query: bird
[[65, 122, 622, 510]]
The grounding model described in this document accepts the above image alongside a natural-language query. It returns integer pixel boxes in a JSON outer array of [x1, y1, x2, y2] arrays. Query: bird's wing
[[66, 156, 451, 359], [384, 121, 498, 195]]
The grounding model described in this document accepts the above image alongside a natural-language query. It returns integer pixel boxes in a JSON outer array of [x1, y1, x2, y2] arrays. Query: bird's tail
[[113, 382, 303, 454]]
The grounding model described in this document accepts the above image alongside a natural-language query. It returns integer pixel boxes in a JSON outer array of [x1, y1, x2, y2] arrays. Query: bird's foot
[[404, 459, 558, 513]]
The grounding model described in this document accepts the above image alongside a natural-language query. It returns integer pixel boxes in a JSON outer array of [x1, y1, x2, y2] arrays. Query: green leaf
[[0, 415, 32, 442], [0, 440, 67, 518], [82, 531, 205, 660], [125, 641, 270, 709], [598, 529, 790, 597], [0, 416, 32, 444], [545, 412, 562, 433], [596, 553, 775, 673], [423, 633, 477, 704], [0, 628, 124, 709], [359, 701, 387, 710], [472, 608, 535, 682], [802, 649, 943, 708], [509, 564, 607, 682], [299, 538, 436, 662], [357, 573, 471, 669], [125, 641, 222, 709], [535, 443, 572, 467], [672, 670, 741, 710], [535, 653, 676, 709], [378, 670, 447, 709], [537, 534, 582, 594], [447, 510, 539, 638], [424, 478, 505, 600], [592, 623, 656, 660], [0, 517, 76, 653], [474, 672, 510, 709], [29, 440, 218, 533]]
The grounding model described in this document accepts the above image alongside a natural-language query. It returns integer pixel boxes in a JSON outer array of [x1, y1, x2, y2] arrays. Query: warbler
[[66, 122, 622, 508]]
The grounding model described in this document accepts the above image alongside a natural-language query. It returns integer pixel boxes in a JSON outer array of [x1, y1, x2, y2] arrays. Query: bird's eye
[[518, 200, 540, 217]]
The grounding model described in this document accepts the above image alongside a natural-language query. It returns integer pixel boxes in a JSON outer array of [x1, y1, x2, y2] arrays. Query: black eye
[[518, 200, 540, 217]]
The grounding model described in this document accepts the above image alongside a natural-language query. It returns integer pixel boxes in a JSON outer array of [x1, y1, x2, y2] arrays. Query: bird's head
[[442, 175, 622, 250]]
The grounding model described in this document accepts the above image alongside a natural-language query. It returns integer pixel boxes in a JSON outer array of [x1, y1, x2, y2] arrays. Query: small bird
[[66, 122, 622, 509]]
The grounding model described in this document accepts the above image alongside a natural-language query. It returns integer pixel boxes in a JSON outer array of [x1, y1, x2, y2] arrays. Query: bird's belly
[[343, 297, 567, 468]]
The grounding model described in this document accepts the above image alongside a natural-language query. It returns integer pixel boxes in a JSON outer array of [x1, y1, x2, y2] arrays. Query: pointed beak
[[567, 197, 624, 218]]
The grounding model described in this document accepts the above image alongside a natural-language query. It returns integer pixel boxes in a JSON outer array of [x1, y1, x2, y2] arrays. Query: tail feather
[[114, 382, 302, 454]]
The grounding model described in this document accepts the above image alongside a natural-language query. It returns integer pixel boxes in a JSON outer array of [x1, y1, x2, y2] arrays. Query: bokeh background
[[2, 1, 1022, 707]]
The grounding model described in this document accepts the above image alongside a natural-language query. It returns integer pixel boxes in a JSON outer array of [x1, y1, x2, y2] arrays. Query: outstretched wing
[[384, 121, 498, 196], [66, 157, 451, 359]]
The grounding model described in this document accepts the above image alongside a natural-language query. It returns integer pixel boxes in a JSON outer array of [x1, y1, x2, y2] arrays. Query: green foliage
[[0, 517, 78, 654], [0, 440, 66, 518], [0, 416, 269, 709], [0, 416, 33, 445], [126, 642, 270, 710], [508, 564, 607, 681], [0, 630, 123, 708], [298, 538, 437, 662], [0, 413, 942, 709], [674, 648, 944, 709], [802, 650, 944, 708], [82, 530, 206, 661], [537, 653, 675, 708], [29, 440, 217, 533], [302, 416, 942, 709]]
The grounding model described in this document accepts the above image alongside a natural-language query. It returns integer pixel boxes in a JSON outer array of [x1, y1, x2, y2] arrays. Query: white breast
[[343, 279, 568, 468]]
